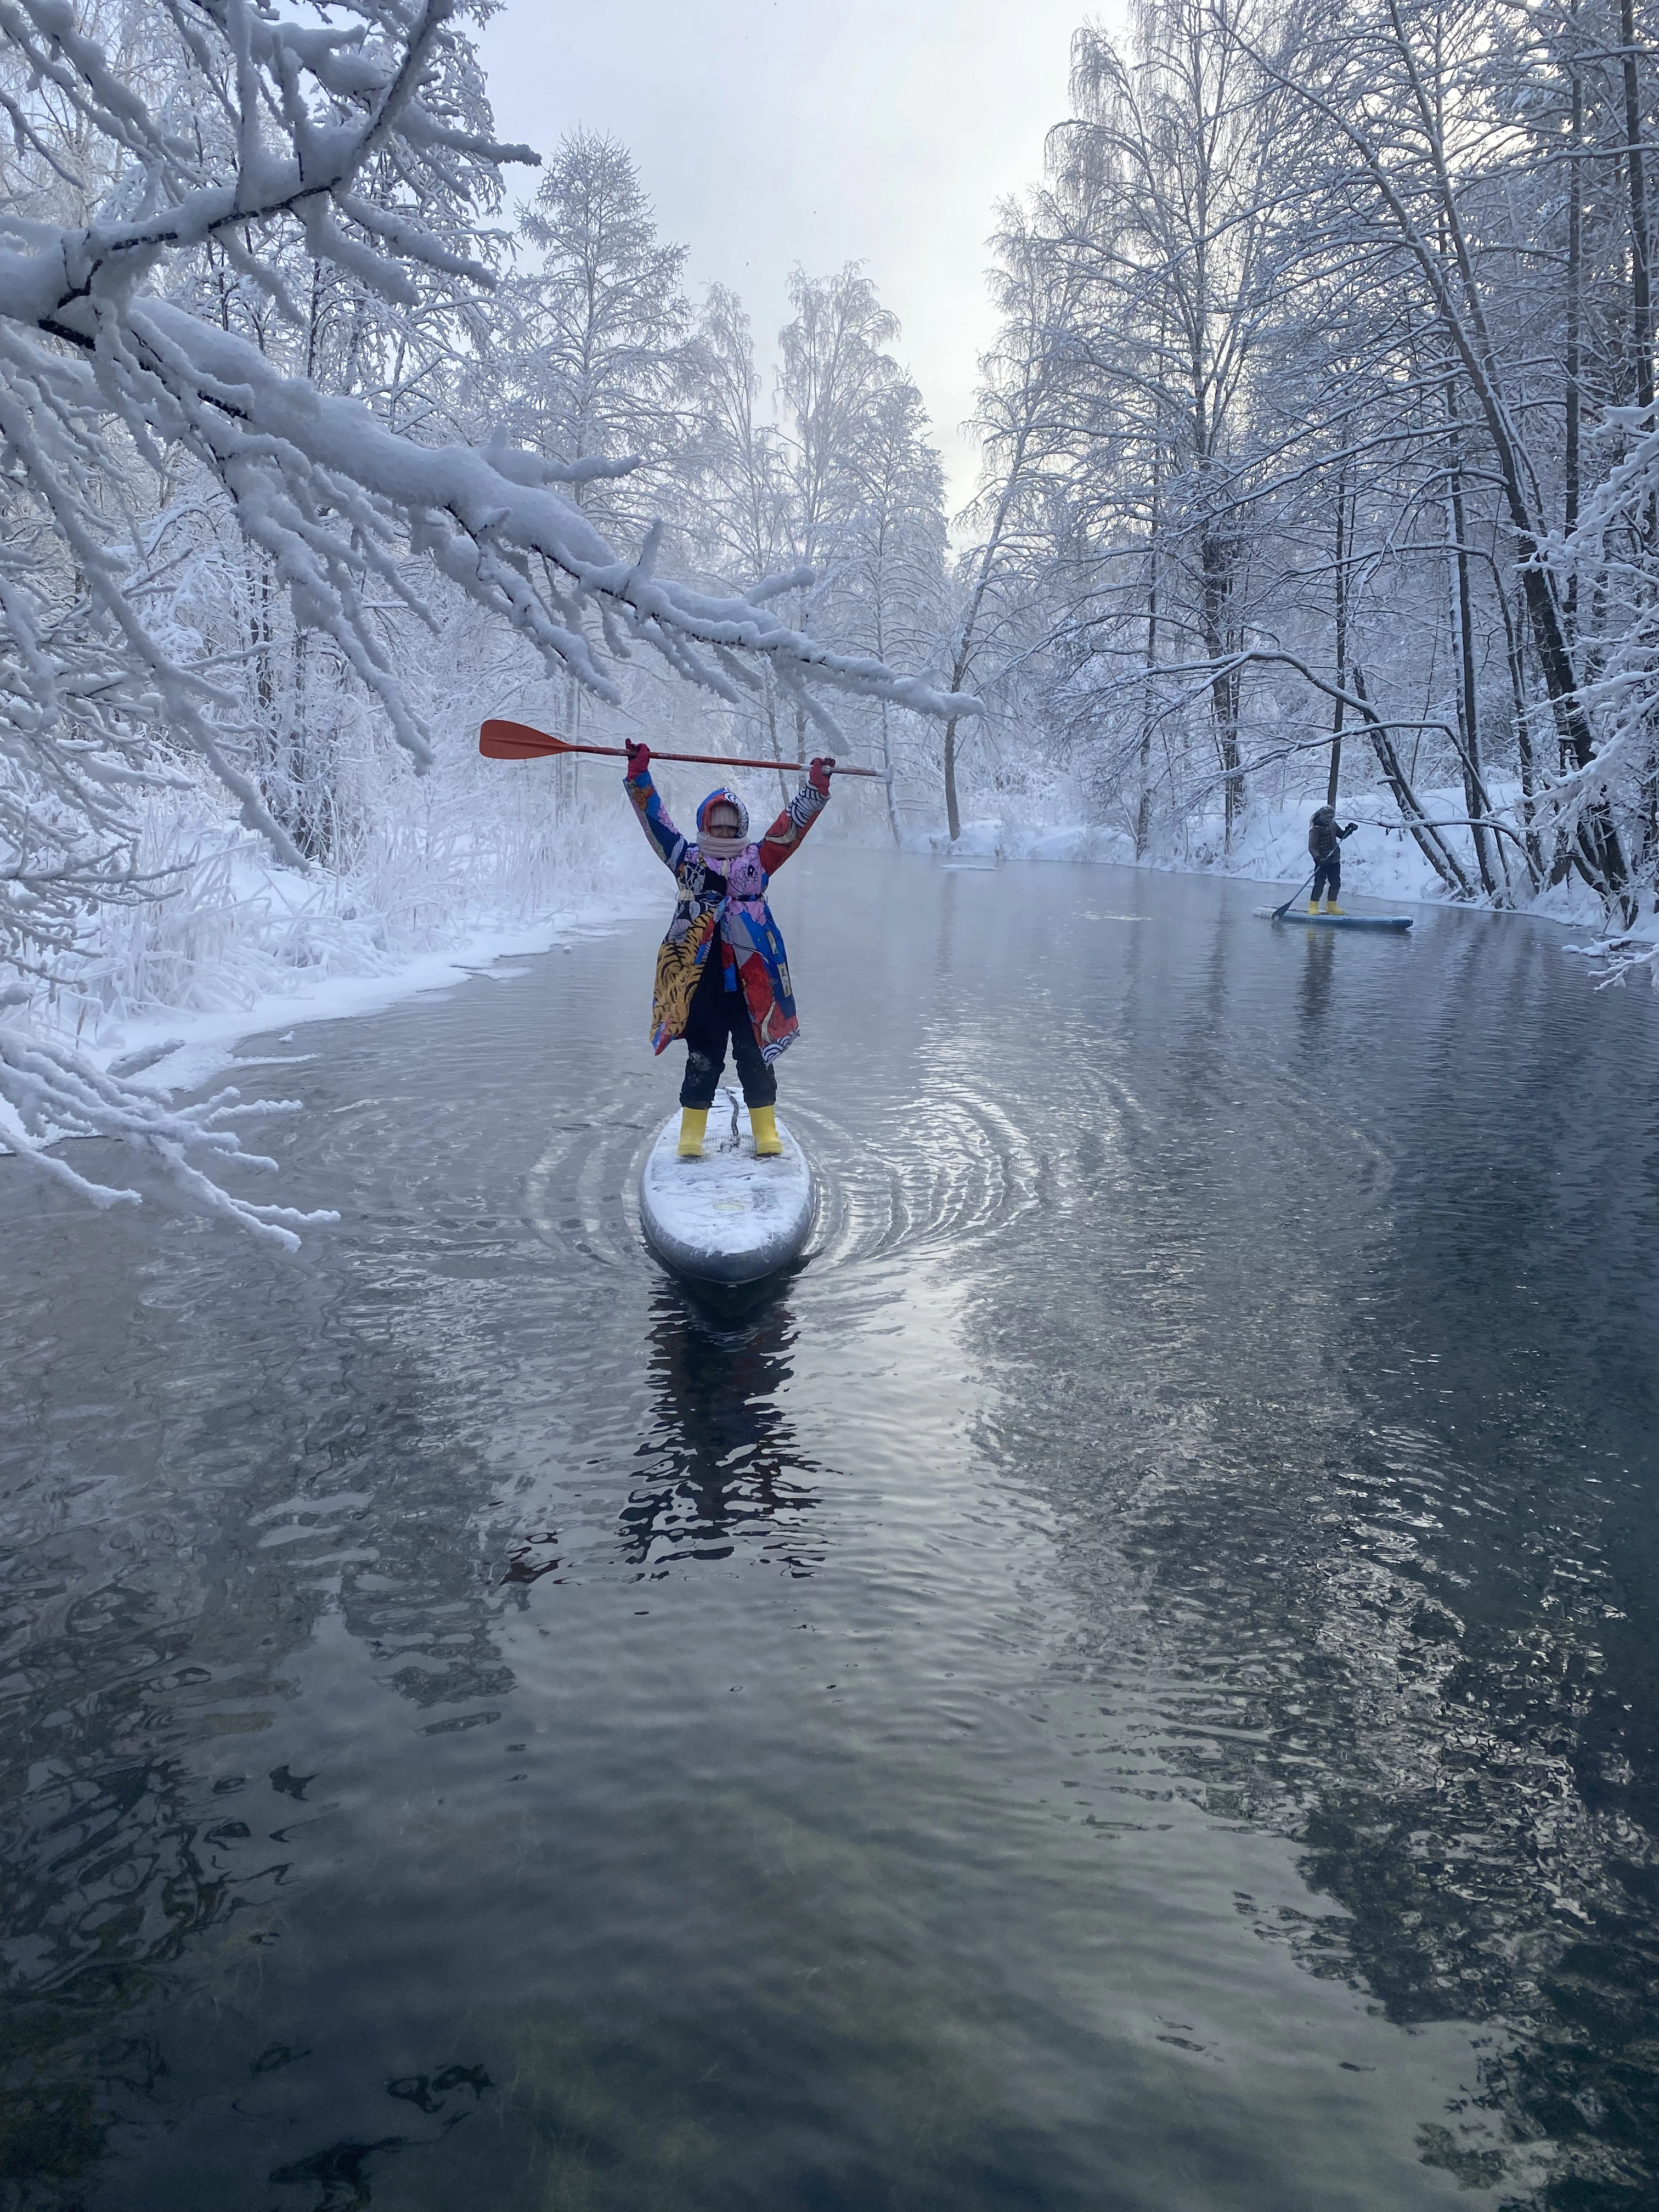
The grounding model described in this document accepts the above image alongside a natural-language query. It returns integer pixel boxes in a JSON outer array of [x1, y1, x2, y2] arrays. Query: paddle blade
[[479, 718, 571, 761]]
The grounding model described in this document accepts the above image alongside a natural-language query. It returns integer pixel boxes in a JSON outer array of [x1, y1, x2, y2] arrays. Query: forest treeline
[[3, 0, 1658, 1228]]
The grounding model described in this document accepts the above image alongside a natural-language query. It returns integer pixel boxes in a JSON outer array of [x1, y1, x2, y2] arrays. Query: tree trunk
[[1200, 527, 1243, 847], [1500, 584, 1545, 888], [1624, 0, 1654, 415], [1443, 382, 1499, 894], [1137, 526, 1160, 859], [1353, 667, 1475, 896], [939, 399, 1043, 848], [1328, 464, 1350, 808], [881, 701, 901, 845]]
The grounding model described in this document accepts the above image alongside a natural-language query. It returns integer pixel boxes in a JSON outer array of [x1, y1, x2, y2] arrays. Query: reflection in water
[[960, 881, 1659, 2206], [620, 1281, 821, 1578], [0, 1211, 524, 2205], [1296, 925, 1336, 1036], [2, 851, 1657, 2210], [1044, 1387, 1644, 2185]]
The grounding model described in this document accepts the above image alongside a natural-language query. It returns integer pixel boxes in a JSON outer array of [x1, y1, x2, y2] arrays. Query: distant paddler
[[1307, 804, 1359, 915], [621, 740, 835, 1160]]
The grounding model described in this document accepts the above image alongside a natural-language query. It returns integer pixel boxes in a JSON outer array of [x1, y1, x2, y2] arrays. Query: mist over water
[[3, 848, 1656, 2210]]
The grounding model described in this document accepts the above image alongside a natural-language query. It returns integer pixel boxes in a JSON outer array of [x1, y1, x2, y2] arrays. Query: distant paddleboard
[[1270, 909, 1413, 933], [639, 1087, 815, 1285]]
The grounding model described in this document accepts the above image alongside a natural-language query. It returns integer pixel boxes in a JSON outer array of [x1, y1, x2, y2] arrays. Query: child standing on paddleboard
[[1307, 804, 1358, 913], [623, 740, 834, 1158]]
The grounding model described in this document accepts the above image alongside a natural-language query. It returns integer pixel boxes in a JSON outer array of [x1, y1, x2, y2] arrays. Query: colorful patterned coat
[[625, 766, 830, 1061]]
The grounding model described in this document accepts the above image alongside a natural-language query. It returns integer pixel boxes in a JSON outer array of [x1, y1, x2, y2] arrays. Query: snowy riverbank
[[74, 904, 664, 1107], [8, 759, 663, 1125], [904, 786, 1659, 981]]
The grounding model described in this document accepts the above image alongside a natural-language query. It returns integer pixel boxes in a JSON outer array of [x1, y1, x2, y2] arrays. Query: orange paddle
[[479, 718, 884, 776]]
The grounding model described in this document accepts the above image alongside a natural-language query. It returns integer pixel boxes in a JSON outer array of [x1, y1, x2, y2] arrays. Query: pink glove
[[624, 740, 651, 776], [809, 756, 834, 795]]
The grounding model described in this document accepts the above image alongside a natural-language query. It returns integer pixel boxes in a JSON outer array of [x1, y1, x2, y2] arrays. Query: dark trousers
[[1311, 855, 1342, 902], [680, 954, 776, 1109]]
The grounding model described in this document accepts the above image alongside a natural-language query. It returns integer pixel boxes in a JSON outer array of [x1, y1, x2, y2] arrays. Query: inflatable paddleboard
[[1271, 909, 1413, 933], [639, 1087, 815, 1285]]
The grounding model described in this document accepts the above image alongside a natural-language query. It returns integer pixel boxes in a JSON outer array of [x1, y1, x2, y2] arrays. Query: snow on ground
[[16, 767, 664, 1119], [88, 908, 659, 1105]]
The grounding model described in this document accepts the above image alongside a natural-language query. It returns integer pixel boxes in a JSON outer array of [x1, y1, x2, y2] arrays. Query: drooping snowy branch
[[0, 991, 336, 1249]]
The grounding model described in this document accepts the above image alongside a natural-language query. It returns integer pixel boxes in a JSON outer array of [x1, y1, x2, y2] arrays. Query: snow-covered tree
[[1051, 0, 1302, 850], [771, 266, 950, 825], [686, 267, 950, 826], [496, 129, 702, 541], [968, 0, 1659, 934], [944, 203, 1090, 843], [843, 379, 950, 838]]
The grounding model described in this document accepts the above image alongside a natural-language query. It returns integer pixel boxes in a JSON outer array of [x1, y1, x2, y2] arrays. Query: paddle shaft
[[479, 718, 884, 778], [1273, 867, 1319, 919]]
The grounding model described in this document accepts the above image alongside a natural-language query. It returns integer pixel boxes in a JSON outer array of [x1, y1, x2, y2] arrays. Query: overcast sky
[[475, 0, 1111, 521]]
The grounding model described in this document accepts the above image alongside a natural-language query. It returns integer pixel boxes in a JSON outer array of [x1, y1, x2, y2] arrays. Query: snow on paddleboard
[[1267, 907, 1413, 933], [639, 1087, 815, 1285]]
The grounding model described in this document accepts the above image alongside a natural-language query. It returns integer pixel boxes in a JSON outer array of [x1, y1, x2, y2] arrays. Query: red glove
[[809, 756, 834, 795], [624, 739, 650, 776]]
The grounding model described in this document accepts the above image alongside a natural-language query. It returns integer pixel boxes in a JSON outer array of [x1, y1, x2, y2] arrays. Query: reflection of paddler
[[1296, 922, 1336, 1036], [620, 1288, 821, 1576], [623, 741, 835, 1160]]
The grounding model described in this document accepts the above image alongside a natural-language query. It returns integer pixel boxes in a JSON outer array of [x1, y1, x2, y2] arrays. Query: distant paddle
[[479, 719, 885, 777]]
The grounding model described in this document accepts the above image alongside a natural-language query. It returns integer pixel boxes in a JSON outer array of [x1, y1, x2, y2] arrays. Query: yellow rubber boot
[[676, 1107, 708, 1159], [1307, 899, 1321, 914], [1324, 899, 1343, 915], [749, 1104, 783, 1157]]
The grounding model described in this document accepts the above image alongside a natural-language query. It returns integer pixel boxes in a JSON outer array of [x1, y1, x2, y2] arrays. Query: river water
[[3, 848, 1657, 2211]]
